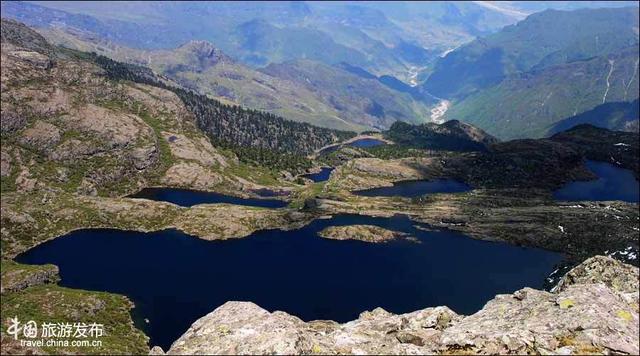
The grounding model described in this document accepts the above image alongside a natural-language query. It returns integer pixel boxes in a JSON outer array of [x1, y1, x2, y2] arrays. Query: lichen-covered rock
[[162, 162, 224, 190], [18, 120, 61, 153], [319, 224, 410, 243], [554, 255, 639, 294], [0, 109, 27, 134], [440, 284, 638, 354], [0, 150, 12, 177], [166, 301, 460, 355], [164, 256, 639, 355], [161, 132, 226, 167]]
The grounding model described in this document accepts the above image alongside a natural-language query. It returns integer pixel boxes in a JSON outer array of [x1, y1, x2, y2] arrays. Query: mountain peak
[[174, 40, 234, 68]]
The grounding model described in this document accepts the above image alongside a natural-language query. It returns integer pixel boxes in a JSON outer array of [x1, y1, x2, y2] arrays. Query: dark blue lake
[[301, 167, 334, 182], [348, 138, 386, 148], [354, 179, 472, 197], [553, 161, 639, 203], [320, 138, 387, 154], [16, 214, 563, 350], [128, 187, 288, 208]]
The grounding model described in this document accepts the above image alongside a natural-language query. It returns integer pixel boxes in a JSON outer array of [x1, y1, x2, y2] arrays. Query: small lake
[[301, 167, 334, 182], [553, 161, 639, 203], [348, 138, 387, 148], [16, 214, 563, 350], [128, 188, 288, 208], [320, 138, 387, 154], [354, 179, 472, 197]]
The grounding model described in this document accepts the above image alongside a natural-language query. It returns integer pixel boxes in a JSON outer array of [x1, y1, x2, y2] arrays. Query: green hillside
[[550, 99, 639, 134], [444, 45, 639, 139], [425, 7, 639, 99], [260, 59, 435, 130]]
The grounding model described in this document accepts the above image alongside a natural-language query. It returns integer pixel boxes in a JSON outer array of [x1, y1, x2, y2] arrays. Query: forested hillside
[[90, 53, 355, 170]]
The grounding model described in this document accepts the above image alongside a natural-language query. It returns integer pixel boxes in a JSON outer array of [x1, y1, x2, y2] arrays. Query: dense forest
[[384, 121, 497, 152], [89, 52, 355, 170]]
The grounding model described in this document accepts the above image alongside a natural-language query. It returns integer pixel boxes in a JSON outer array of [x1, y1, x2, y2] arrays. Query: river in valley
[[16, 214, 563, 350]]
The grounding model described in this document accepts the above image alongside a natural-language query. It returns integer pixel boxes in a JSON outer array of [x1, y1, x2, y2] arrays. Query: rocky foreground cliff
[[154, 256, 639, 355]]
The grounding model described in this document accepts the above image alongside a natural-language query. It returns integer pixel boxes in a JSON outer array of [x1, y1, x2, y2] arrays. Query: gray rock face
[[161, 256, 639, 355], [130, 145, 159, 170], [18, 120, 61, 153], [554, 255, 639, 294], [1, 18, 54, 56], [0, 109, 27, 134], [0, 263, 59, 295]]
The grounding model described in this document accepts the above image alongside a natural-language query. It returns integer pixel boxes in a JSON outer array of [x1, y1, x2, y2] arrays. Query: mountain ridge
[[37, 25, 437, 131]]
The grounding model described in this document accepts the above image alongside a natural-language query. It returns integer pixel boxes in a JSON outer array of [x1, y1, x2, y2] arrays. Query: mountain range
[[2, 13, 640, 356], [426, 6, 639, 139], [36, 27, 436, 131], [4, 1, 635, 81], [2, 1, 638, 138]]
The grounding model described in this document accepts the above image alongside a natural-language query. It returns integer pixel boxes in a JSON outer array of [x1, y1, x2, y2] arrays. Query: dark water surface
[[319, 138, 387, 154], [128, 187, 288, 208], [354, 179, 472, 197], [553, 161, 639, 203], [301, 167, 335, 182], [348, 138, 386, 148], [16, 214, 563, 350]]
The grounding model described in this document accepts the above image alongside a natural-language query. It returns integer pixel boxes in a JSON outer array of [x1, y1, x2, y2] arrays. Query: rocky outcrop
[[1, 18, 53, 57], [0, 261, 59, 294], [0, 150, 12, 177], [328, 157, 444, 191], [159, 256, 639, 355], [162, 163, 224, 190], [18, 120, 61, 153], [553, 255, 639, 294], [318, 225, 410, 243], [176, 205, 312, 241]]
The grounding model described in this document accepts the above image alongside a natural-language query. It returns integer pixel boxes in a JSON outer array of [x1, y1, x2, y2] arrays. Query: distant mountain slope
[[425, 7, 639, 99], [39, 27, 437, 131], [550, 99, 639, 134], [421, 7, 639, 139], [444, 45, 639, 138], [230, 19, 368, 68], [551, 124, 639, 177], [260, 60, 435, 130], [0, 0, 534, 82]]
